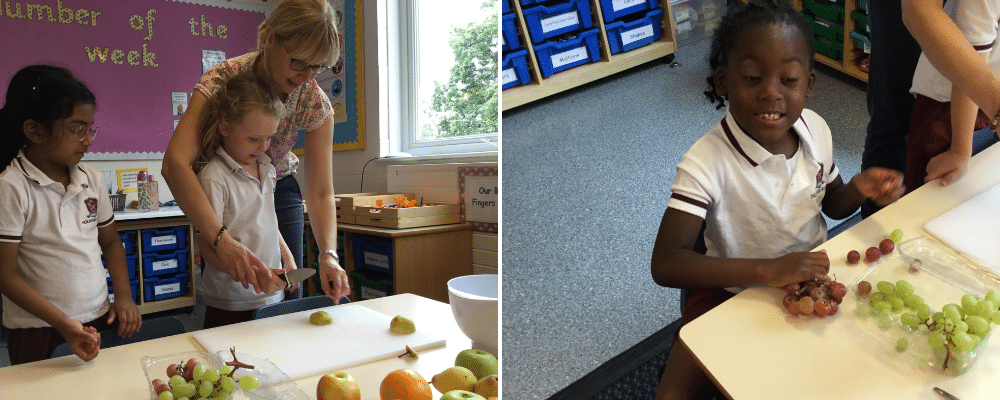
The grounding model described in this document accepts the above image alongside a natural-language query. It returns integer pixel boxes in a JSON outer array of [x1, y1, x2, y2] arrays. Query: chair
[[50, 315, 187, 358], [251, 295, 350, 320]]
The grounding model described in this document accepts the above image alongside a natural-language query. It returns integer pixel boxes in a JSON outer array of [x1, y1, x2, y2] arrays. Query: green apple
[[440, 390, 486, 400], [431, 366, 477, 393], [316, 371, 360, 400], [472, 375, 498, 398], [454, 349, 498, 380]]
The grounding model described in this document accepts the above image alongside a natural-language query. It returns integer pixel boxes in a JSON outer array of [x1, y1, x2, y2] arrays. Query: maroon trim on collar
[[974, 43, 993, 51], [829, 161, 837, 174], [721, 118, 758, 167], [14, 157, 40, 184], [671, 193, 709, 210]]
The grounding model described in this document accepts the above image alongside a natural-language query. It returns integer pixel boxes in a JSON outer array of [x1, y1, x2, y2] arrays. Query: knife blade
[[934, 387, 961, 400], [279, 268, 316, 288]]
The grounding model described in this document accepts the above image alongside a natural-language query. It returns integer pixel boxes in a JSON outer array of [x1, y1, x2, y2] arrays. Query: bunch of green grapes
[[152, 355, 260, 400], [859, 279, 1000, 372]]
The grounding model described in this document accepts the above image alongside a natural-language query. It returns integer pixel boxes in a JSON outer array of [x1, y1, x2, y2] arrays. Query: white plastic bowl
[[448, 274, 498, 356]]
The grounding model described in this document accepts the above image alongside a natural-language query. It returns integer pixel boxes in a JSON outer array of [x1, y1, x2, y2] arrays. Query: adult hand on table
[[319, 252, 351, 303]]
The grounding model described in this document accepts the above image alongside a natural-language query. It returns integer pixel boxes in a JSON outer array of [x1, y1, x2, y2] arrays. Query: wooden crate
[[354, 203, 461, 229], [334, 193, 414, 218]]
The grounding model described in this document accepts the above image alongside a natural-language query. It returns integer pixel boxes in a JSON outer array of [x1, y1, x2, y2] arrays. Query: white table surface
[[115, 206, 185, 221], [0, 294, 473, 400], [680, 143, 1000, 400]]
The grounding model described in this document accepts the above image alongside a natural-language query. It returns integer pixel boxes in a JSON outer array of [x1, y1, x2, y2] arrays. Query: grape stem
[[943, 341, 955, 371], [225, 347, 255, 372]]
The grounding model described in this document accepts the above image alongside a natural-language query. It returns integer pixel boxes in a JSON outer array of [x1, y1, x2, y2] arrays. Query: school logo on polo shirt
[[84, 197, 99, 221], [815, 163, 825, 189]]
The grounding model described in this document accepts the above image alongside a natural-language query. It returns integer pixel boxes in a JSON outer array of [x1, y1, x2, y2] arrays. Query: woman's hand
[[319, 253, 350, 303], [107, 298, 142, 338]]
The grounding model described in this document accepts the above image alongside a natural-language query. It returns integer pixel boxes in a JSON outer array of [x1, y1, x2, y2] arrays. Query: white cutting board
[[924, 183, 1000, 274], [192, 304, 446, 380]]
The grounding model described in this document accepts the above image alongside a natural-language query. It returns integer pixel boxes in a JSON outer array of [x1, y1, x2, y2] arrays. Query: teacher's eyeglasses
[[66, 125, 99, 141], [284, 45, 331, 74]]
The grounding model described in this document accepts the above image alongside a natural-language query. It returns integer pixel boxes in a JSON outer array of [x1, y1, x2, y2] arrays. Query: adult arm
[[0, 242, 100, 361], [902, 0, 1000, 118], [649, 208, 830, 290], [302, 118, 351, 302], [161, 90, 275, 293]]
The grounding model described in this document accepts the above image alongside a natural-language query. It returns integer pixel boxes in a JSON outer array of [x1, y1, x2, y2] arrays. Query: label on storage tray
[[152, 258, 178, 271], [621, 24, 654, 46], [151, 235, 177, 247], [550, 46, 588, 68], [155, 282, 181, 296], [612, 0, 644, 12], [541, 11, 579, 33], [364, 251, 391, 270], [502, 68, 518, 85]]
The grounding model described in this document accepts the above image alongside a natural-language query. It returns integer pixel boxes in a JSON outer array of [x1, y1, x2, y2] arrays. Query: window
[[380, 0, 499, 157]]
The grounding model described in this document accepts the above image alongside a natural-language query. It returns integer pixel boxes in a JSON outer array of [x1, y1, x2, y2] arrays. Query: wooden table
[[680, 143, 1000, 399], [0, 294, 472, 400]]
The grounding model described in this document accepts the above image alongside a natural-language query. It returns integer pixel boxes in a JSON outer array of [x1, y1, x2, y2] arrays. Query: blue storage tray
[[351, 235, 394, 275], [519, 0, 545, 5], [143, 273, 190, 302], [533, 28, 601, 77], [141, 226, 187, 253], [522, 0, 593, 43], [104, 254, 138, 281], [120, 230, 137, 255], [108, 279, 139, 304], [606, 8, 663, 54], [502, 49, 532, 89], [502, 13, 522, 52], [142, 249, 189, 277], [503, 0, 510, 13], [598, 0, 658, 23]]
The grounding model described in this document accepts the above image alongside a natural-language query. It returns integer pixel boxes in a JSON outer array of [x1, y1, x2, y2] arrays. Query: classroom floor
[[501, 36, 869, 399]]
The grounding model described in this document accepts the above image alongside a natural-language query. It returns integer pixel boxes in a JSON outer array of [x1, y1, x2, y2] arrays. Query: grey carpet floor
[[501, 36, 868, 399]]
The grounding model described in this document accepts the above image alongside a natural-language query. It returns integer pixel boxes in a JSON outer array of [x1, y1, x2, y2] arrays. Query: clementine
[[380, 369, 432, 400]]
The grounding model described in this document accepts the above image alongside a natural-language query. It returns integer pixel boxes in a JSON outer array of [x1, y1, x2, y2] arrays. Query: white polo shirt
[[0, 150, 112, 328], [668, 109, 838, 285], [911, 0, 1000, 102], [198, 147, 283, 311]]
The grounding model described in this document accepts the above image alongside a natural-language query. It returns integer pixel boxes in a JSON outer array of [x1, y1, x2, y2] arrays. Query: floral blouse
[[195, 52, 333, 179]]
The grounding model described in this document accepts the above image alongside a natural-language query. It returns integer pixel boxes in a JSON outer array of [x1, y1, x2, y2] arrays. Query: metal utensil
[[280, 268, 316, 288], [934, 387, 961, 400]]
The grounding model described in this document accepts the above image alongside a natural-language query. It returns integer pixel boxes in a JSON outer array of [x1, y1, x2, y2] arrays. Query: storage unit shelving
[[502, 0, 679, 110], [110, 215, 197, 314]]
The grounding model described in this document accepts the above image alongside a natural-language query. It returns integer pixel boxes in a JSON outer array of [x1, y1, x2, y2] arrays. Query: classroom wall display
[[0, 0, 268, 160], [458, 167, 499, 233], [291, 0, 364, 154]]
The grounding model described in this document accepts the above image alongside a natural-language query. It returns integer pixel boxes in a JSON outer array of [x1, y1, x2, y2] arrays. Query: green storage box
[[815, 36, 843, 60], [851, 10, 868, 35], [802, 0, 845, 24], [808, 15, 844, 43]]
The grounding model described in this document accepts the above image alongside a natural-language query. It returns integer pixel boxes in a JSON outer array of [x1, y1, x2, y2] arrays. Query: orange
[[379, 369, 432, 400]]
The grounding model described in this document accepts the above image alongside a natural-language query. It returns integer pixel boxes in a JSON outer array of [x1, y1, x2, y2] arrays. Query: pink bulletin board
[[0, 0, 267, 159]]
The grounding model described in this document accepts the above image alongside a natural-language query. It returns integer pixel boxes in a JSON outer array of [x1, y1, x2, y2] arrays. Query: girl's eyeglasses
[[66, 125, 99, 141], [284, 45, 331, 74]]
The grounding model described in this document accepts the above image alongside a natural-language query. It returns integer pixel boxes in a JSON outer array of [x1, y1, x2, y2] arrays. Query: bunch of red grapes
[[782, 277, 848, 317]]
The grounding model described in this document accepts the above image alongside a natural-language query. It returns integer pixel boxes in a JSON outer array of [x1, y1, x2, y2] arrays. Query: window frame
[[379, 0, 499, 158]]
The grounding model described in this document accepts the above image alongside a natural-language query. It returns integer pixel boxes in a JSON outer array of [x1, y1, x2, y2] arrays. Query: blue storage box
[[503, 0, 510, 13], [103, 254, 138, 281], [108, 279, 139, 304], [522, 0, 593, 43], [598, 0, 657, 23], [502, 13, 521, 52], [141, 226, 187, 253], [606, 8, 663, 54], [143, 273, 190, 302], [351, 235, 394, 275], [519, 0, 545, 5], [503, 49, 532, 89], [533, 28, 601, 77], [120, 230, 137, 255], [142, 249, 189, 277]]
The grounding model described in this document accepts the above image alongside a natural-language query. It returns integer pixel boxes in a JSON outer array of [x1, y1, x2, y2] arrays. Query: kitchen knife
[[279, 268, 316, 288]]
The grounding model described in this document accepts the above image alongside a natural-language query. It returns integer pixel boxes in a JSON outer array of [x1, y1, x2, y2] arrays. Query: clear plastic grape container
[[853, 237, 1000, 376], [215, 351, 309, 400], [140, 350, 246, 400]]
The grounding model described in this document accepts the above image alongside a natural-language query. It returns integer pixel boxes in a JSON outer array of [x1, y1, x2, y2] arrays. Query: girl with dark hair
[[0, 65, 141, 365], [650, 2, 904, 398]]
